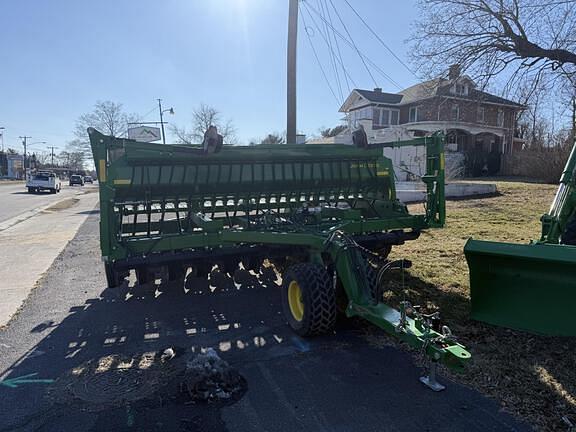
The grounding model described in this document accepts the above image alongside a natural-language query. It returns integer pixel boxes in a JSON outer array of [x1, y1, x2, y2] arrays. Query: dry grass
[[377, 180, 575, 432]]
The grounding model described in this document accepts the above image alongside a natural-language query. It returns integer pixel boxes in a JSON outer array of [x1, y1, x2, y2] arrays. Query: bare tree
[[57, 150, 85, 171], [320, 125, 347, 138], [260, 133, 285, 144], [411, 0, 576, 90], [71, 100, 139, 157], [33, 152, 51, 166], [171, 104, 237, 144]]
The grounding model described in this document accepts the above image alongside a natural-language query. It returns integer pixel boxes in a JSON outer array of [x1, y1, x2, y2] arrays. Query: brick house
[[336, 66, 526, 176]]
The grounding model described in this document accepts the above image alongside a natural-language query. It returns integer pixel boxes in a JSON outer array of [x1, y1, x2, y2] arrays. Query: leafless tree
[[411, 0, 576, 90], [33, 152, 51, 166], [320, 125, 347, 138], [71, 100, 139, 157], [260, 133, 285, 144], [171, 104, 237, 144], [57, 150, 85, 171]]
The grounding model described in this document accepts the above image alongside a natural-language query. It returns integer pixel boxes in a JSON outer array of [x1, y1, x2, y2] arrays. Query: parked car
[[26, 171, 61, 194], [84, 175, 93, 183], [69, 174, 84, 186]]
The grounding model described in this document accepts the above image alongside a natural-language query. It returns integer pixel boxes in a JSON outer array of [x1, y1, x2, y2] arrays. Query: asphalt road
[[0, 215, 532, 432], [0, 182, 93, 225]]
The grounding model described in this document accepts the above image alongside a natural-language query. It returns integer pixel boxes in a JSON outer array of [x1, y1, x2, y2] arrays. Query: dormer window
[[452, 83, 468, 96]]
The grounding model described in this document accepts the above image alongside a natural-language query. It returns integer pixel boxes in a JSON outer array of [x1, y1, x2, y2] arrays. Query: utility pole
[[19, 136, 31, 180], [49, 146, 56, 166], [0, 127, 5, 152], [287, 0, 298, 145]]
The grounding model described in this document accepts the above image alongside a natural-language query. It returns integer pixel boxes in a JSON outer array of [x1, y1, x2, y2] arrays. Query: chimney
[[373, 87, 382, 93], [448, 64, 461, 80]]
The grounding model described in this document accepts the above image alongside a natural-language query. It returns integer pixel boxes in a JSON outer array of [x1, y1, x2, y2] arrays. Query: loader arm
[[540, 141, 576, 244], [465, 138, 576, 336]]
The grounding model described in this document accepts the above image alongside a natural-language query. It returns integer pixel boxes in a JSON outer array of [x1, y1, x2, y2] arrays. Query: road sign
[[128, 126, 161, 142]]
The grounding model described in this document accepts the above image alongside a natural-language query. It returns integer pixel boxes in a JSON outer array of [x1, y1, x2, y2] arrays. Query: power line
[[317, 0, 343, 102], [326, 0, 351, 94], [342, 0, 419, 79], [302, 2, 357, 96], [312, 0, 378, 89], [304, 4, 358, 89], [300, 4, 341, 104], [304, 0, 403, 90]]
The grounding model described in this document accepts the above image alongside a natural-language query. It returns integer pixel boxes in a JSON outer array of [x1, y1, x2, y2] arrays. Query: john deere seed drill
[[89, 127, 471, 386]]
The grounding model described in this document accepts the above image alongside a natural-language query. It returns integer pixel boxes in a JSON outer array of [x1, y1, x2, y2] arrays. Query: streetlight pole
[[158, 99, 166, 145], [0, 127, 5, 152], [157, 99, 175, 145]]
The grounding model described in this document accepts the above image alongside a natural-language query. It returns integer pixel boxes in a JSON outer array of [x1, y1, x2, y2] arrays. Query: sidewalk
[[0, 192, 99, 326]]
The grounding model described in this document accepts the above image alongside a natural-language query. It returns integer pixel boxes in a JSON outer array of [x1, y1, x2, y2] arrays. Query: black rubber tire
[[168, 264, 185, 282], [561, 217, 576, 245], [105, 263, 122, 288], [136, 267, 150, 285], [366, 263, 382, 304], [27, 187, 33, 194], [50, 188, 56, 194], [281, 263, 336, 336]]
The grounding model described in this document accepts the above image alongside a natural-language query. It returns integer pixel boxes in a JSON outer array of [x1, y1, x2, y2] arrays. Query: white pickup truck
[[26, 171, 62, 194]]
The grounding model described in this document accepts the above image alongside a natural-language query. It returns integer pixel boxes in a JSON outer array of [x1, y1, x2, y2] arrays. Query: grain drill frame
[[89, 128, 470, 381]]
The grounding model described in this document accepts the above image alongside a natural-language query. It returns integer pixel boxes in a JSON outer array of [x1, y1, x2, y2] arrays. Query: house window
[[477, 106, 485, 123], [452, 83, 469, 96], [451, 104, 459, 121], [409, 106, 419, 122], [372, 108, 381, 125], [497, 109, 504, 127], [381, 109, 390, 125], [372, 107, 399, 126]]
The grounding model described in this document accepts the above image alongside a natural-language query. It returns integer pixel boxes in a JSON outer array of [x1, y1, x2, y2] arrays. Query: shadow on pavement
[[0, 216, 532, 432]]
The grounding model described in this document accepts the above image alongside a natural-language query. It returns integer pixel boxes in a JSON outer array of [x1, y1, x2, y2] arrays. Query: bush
[[502, 144, 573, 183]]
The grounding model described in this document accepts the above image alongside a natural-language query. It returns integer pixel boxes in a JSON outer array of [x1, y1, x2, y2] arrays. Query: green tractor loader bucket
[[465, 239, 576, 336]]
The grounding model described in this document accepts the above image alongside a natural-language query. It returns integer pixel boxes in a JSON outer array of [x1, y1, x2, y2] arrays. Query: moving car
[[69, 174, 84, 186], [84, 175, 93, 183], [26, 171, 61, 194]]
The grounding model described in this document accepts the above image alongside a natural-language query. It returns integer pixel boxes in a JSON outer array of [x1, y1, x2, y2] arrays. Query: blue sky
[[0, 0, 420, 154]]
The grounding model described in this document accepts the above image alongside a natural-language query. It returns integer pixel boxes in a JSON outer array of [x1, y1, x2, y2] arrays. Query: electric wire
[[317, 0, 344, 103], [312, 0, 378, 89], [326, 0, 351, 94], [304, 1, 403, 90], [302, 2, 357, 93], [342, 0, 419, 80], [300, 3, 341, 104]]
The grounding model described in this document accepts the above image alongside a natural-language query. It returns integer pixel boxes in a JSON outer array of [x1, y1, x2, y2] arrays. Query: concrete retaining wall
[[396, 181, 497, 203]]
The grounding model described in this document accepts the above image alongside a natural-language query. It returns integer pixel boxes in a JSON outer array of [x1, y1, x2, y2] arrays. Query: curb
[[0, 192, 84, 233]]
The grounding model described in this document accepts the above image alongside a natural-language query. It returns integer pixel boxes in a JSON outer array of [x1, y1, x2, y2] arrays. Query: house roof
[[354, 89, 403, 104], [340, 76, 525, 112], [338, 89, 404, 112], [398, 78, 444, 104], [399, 76, 524, 108], [473, 90, 525, 108]]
